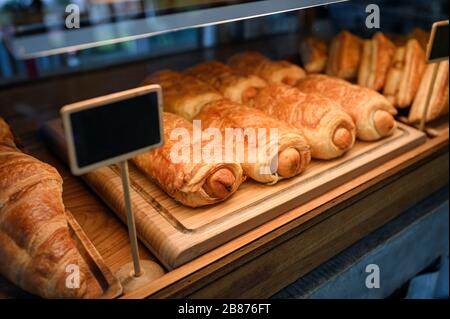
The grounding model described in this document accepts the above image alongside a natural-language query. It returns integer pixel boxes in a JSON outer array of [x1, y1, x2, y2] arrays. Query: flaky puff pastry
[[144, 70, 222, 120], [252, 85, 355, 160], [185, 60, 267, 104], [0, 118, 102, 299], [132, 113, 244, 207], [326, 31, 364, 80], [228, 51, 306, 86], [383, 39, 426, 108], [300, 37, 329, 74], [358, 32, 396, 91], [297, 75, 397, 141], [196, 99, 311, 184], [409, 60, 449, 123]]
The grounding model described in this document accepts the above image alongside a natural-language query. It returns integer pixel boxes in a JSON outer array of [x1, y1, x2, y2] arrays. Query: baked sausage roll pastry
[[297, 75, 397, 141], [144, 70, 222, 120], [185, 60, 267, 104], [326, 31, 364, 80], [409, 60, 449, 123], [227, 51, 306, 86], [358, 32, 397, 91], [383, 39, 426, 108], [300, 37, 329, 74], [252, 85, 356, 160], [132, 112, 244, 207], [196, 99, 311, 184], [0, 118, 102, 298]]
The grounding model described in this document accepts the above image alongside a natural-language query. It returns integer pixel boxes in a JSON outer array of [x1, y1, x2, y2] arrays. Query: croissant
[[196, 99, 311, 184], [409, 60, 449, 123], [184, 60, 267, 104], [144, 70, 222, 120], [358, 32, 396, 91], [300, 37, 329, 74], [0, 118, 102, 298], [383, 39, 426, 108], [251, 85, 356, 160], [326, 31, 364, 80], [227, 51, 306, 86], [132, 112, 244, 207], [297, 75, 397, 141]]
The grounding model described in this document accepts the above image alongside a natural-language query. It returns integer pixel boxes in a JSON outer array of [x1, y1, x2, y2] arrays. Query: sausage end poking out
[[333, 126, 354, 151], [373, 110, 396, 137], [241, 87, 259, 104], [277, 148, 302, 178], [203, 169, 236, 199]]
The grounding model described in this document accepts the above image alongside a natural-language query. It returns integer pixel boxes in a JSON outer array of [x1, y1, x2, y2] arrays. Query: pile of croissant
[[300, 29, 449, 123]]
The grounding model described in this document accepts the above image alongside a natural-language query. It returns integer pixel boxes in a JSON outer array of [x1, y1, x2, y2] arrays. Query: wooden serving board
[[66, 210, 123, 299], [41, 119, 426, 269]]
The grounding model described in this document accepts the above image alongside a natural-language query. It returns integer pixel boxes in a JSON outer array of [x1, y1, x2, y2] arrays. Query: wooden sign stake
[[119, 160, 143, 277]]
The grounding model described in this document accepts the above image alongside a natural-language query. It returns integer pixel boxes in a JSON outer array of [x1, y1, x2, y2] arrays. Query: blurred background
[[0, 0, 448, 88]]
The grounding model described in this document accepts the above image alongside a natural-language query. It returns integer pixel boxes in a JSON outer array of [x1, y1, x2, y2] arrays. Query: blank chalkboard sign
[[61, 85, 163, 175], [427, 20, 449, 63]]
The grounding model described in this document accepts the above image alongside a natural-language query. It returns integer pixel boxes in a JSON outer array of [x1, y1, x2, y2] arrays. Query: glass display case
[[0, 0, 448, 300]]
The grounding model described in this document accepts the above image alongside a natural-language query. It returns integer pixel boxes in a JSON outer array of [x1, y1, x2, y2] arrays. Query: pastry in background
[[252, 85, 356, 160], [196, 99, 311, 184], [408, 27, 430, 50], [326, 31, 364, 80], [383, 39, 427, 108], [409, 60, 449, 123], [358, 32, 396, 91], [185, 60, 267, 104], [0, 118, 102, 299], [228, 51, 306, 86], [144, 70, 222, 120], [133, 112, 244, 207], [297, 75, 397, 141], [300, 37, 329, 73]]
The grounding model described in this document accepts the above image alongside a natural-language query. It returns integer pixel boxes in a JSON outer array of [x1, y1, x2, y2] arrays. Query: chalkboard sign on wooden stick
[[61, 85, 165, 293]]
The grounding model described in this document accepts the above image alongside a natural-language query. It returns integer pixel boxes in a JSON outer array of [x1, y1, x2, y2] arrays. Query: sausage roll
[[383, 39, 426, 108], [326, 31, 364, 80], [184, 60, 267, 104], [227, 51, 306, 86], [144, 70, 222, 120], [300, 37, 329, 74], [358, 32, 396, 91], [297, 75, 398, 141], [196, 99, 311, 184], [409, 60, 449, 123], [132, 112, 244, 207], [252, 85, 356, 160]]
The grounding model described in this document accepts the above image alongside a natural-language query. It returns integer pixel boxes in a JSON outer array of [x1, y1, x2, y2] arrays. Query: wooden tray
[[41, 119, 426, 269], [66, 210, 123, 298]]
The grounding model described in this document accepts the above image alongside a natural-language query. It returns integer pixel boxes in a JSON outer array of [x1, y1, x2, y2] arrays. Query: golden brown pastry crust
[[0, 118, 102, 299], [409, 60, 449, 123], [132, 113, 244, 207], [184, 61, 267, 104], [144, 70, 222, 120], [326, 31, 363, 80], [196, 99, 311, 183], [383, 39, 426, 108], [227, 52, 306, 86], [300, 37, 329, 74], [252, 85, 356, 159], [297, 75, 397, 141], [358, 32, 396, 91]]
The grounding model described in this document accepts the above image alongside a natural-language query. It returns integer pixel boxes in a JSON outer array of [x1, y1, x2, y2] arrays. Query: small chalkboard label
[[427, 20, 449, 63], [61, 85, 163, 175]]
